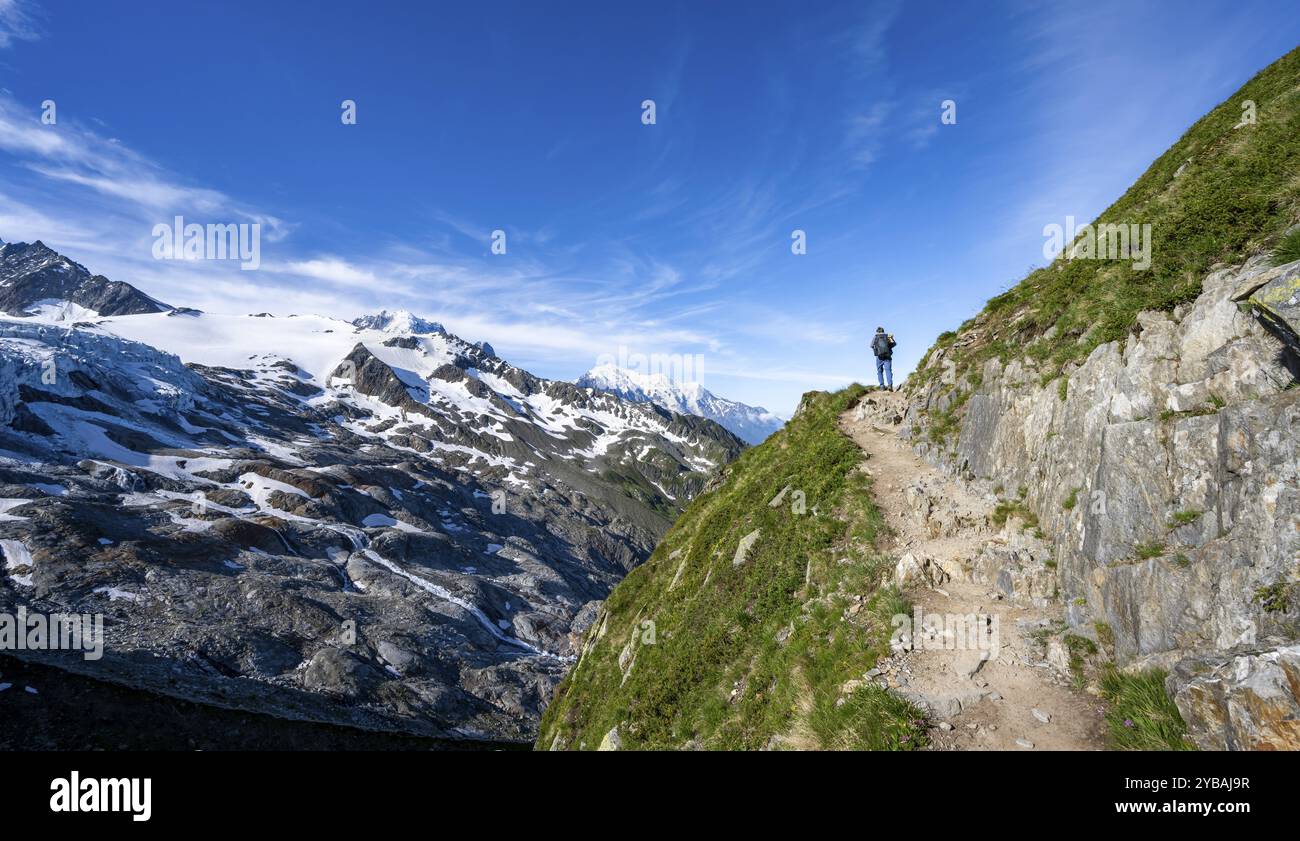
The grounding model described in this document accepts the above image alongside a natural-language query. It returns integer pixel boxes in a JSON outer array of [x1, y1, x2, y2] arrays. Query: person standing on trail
[[871, 326, 896, 390]]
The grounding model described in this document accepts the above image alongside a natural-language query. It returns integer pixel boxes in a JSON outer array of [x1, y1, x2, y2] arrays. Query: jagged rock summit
[[0, 239, 169, 319]]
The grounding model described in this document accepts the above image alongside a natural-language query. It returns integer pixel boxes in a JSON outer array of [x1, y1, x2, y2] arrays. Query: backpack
[[872, 333, 894, 359]]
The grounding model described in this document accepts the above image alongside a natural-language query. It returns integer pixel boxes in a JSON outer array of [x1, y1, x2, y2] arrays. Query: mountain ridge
[[0, 240, 746, 743]]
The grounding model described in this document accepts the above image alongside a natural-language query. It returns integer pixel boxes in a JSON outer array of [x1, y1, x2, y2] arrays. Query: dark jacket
[[871, 332, 895, 360]]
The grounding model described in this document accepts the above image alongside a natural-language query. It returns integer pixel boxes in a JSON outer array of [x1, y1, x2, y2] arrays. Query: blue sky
[[1, 0, 1298, 415]]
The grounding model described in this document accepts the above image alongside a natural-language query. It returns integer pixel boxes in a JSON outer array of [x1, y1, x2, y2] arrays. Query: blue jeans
[[876, 357, 892, 388]]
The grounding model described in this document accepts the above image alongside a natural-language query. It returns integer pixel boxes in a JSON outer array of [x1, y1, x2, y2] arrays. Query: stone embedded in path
[[1032, 708, 1052, 724], [1046, 637, 1071, 673], [1015, 738, 1034, 749], [893, 551, 951, 589], [953, 651, 990, 680], [895, 687, 986, 720]]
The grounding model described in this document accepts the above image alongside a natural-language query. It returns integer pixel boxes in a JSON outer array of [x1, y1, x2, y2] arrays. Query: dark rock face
[[209, 517, 290, 553], [0, 245, 745, 745], [0, 240, 168, 317], [0, 652, 512, 750], [1237, 260, 1300, 370]]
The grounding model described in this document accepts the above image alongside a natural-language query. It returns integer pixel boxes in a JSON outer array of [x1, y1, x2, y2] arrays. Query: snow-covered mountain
[[350, 308, 445, 335], [0, 240, 744, 744], [577, 363, 784, 444], [0, 239, 168, 319]]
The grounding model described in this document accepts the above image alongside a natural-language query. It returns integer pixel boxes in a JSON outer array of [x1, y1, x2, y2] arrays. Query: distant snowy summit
[[577, 363, 784, 444], [351, 309, 496, 355], [350, 309, 446, 335]]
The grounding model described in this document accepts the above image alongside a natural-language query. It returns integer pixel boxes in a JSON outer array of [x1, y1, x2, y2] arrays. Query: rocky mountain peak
[[1, 239, 68, 274], [0, 237, 168, 319]]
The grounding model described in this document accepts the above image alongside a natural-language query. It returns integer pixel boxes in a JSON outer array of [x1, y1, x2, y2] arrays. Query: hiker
[[871, 326, 896, 390]]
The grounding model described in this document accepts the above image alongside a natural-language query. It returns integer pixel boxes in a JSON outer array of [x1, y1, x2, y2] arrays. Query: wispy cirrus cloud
[[844, 102, 894, 168], [0, 87, 744, 387], [279, 257, 383, 289], [0, 96, 287, 238], [837, 0, 902, 171], [0, 0, 39, 49]]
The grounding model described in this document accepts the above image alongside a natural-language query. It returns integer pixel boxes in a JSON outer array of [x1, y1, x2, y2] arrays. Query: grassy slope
[[915, 46, 1300, 390], [537, 386, 926, 750]]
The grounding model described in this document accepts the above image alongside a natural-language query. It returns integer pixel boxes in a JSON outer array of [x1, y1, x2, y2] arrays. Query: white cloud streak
[[0, 0, 38, 49]]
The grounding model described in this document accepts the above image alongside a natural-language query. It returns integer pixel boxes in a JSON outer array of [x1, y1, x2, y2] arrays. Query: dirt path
[[841, 391, 1105, 751]]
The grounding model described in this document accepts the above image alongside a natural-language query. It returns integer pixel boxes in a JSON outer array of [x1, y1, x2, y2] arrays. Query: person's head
[[876, 326, 884, 333]]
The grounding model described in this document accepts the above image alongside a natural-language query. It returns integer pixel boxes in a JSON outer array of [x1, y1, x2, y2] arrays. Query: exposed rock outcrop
[[0, 240, 168, 317], [905, 257, 1300, 749], [1169, 643, 1300, 751]]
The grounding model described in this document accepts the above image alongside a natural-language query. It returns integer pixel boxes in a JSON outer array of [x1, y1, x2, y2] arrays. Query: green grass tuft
[[1254, 582, 1294, 613], [1100, 667, 1196, 750], [1133, 541, 1166, 560], [1272, 226, 1300, 266], [992, 497, 1038, 530], [1063, 633, 1097, 688], [1094, 622, 1116, 653]]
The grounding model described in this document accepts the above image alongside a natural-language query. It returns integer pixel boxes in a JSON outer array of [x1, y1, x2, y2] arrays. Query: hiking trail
[[841, 390, 1106, 751]]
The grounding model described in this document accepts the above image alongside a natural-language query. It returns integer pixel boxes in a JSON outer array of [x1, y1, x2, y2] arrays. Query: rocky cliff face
[[904, 256, 1300, 749]]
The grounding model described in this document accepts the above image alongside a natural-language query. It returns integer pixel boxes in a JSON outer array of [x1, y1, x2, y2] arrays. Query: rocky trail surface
[[842, 391, 1106, 750]]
